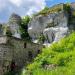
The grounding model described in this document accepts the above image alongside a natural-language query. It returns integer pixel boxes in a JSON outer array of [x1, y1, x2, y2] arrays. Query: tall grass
[[21, 32, 75, 75]]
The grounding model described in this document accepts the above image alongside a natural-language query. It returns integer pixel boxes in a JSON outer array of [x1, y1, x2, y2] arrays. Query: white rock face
[[8, 13, 21, 38], [28, 11, 68, 46], [13, 32, 21, 38], [9, 23, 21, 38]]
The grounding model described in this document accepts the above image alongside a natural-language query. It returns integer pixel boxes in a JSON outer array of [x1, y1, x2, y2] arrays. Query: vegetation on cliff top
[[33, 3, 75, 17], [34, 5, 62, 16]]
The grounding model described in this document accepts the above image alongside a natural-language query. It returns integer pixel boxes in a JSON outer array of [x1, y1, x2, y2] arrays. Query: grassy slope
[[22, 32, 75, 75]]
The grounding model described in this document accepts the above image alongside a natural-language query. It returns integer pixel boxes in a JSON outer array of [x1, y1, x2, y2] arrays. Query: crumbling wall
[[0, 36, 43, 74]]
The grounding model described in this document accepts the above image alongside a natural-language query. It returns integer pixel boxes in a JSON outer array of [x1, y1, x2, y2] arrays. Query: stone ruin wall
[[0, 36, 43, 74]]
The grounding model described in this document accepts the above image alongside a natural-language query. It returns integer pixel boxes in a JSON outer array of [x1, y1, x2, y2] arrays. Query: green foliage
[[6, 28, 12, 37], [63, 3, 71, 16], [4, 70, 21, 75], [20, 16, 30, 40], [38, 34, 45, 43], [63, 3, 75, 26], [22, 16, 30, 26], [4, 71, 16, 75], [3, 26, 12, 37], [72, 11, 75, 17], [38, 7, 49, 16], [63, 3, 72, 25], [21, 32, 75, 75]]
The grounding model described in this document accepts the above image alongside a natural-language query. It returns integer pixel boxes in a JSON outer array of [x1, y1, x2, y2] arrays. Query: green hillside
[[22, 32, 75, 75]]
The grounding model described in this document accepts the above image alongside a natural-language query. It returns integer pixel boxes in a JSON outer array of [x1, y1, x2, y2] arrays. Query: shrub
[[38, 34, 45, 43], [20, 16, 30, 40], [63, 3, 71, 14], [3, 26, 12, 37]]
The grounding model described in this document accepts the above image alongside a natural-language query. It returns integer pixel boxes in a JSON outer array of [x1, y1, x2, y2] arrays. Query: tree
[[63, 3, 71, 25], [20, 16, 30, 40], [63, 3, 71, 16]]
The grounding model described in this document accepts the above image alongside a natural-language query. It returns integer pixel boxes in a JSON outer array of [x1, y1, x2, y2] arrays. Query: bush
[[3, 26, 12, 37], [63, 3, 71, 14], [38, 34, 45, 43], [20, 16, 30, 40]]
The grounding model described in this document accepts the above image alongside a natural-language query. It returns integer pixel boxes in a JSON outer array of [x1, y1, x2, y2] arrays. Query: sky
[[0, 0, 75, 23]]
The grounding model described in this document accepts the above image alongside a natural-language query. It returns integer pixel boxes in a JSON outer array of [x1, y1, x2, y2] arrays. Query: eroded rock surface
[[8, 13, 21, 38], [28, 11, 68, 46]]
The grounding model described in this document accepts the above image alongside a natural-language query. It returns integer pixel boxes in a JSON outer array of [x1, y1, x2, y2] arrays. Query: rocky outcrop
[[28, 11, 68, 46], [8, 13, 21, 38]]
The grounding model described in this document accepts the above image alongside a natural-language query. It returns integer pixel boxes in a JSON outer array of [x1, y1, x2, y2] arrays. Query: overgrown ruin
[[0, 14, 43, 75]]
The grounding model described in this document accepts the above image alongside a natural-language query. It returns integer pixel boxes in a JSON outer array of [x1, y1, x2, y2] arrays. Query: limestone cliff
[[28, 3, 75, 46]]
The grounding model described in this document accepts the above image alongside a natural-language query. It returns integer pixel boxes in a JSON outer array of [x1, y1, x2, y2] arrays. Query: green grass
[[21, 32, 75, 75]]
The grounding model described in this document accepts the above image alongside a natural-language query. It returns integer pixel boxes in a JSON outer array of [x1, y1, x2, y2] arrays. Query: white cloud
[[9, 0, 22, 7], [0, 0, 46, 17], [9, 0, 46, 15], [26, 0, 46, 15]]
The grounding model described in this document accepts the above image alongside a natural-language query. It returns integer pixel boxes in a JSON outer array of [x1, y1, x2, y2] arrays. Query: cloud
[[0, 0, 46, 23], [9, 0, 22, 7]]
